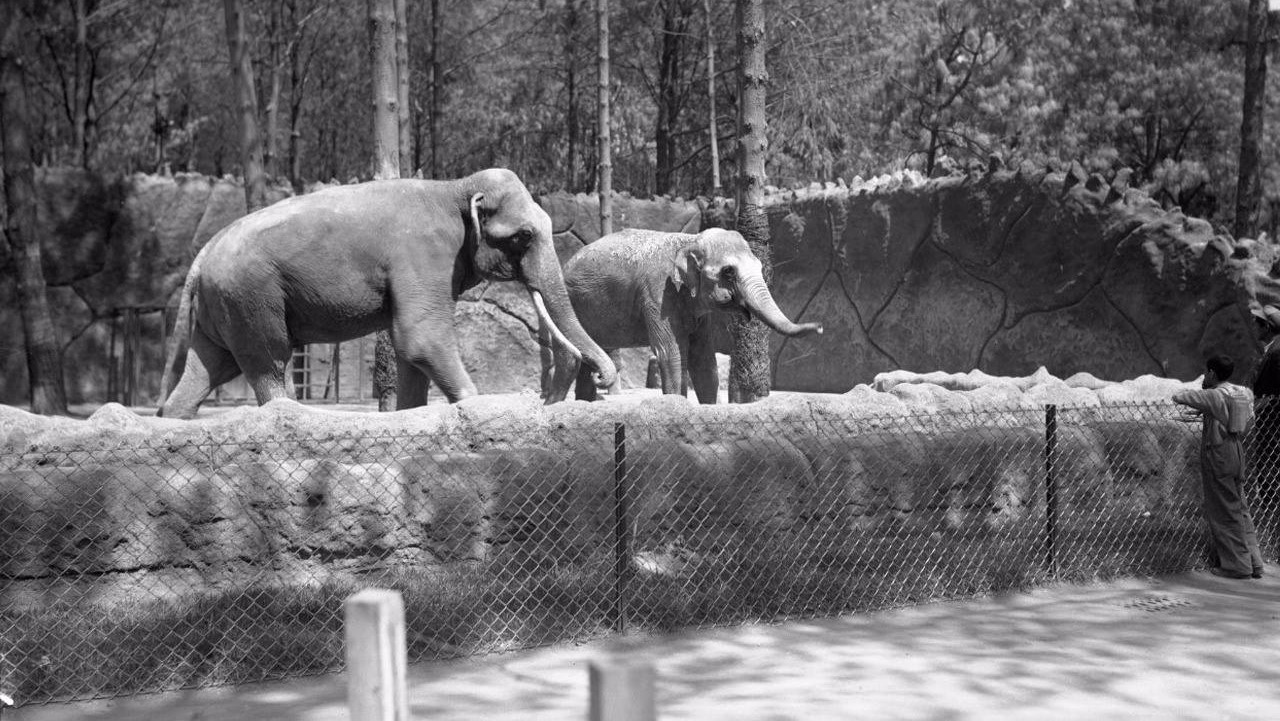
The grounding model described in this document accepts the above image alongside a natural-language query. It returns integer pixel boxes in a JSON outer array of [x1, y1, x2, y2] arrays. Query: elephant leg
[[160, 327, 241, 418], [210, 293, 293, 406], [242, 354, 293, 406], [395, 356, 431, 409], [393, 312, 478, 404], [229, 332, 293, 406], [688, 332, 719, 404], [607, 350, 625, 395], [645, 353, 661, 389], [545, 337, 580, 404], [574, 362, 598, 401], [646, 317, 688, 396]]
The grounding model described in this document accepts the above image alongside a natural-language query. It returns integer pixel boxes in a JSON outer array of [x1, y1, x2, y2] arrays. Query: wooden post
[[345, 589, 408, 721], [589, 658, 655, 721]]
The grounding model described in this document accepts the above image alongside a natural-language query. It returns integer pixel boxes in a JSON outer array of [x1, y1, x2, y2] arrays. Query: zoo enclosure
[[1, 400, 1278, 707]]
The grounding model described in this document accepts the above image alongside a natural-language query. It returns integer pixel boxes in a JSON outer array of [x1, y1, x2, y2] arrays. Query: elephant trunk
[[522, 241, 619, 387], [737, 271, 824, 337]]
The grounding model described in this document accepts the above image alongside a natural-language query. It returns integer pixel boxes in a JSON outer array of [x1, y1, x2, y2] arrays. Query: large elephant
[[542, 228, 822, 404], [159, 168, 617, 418]]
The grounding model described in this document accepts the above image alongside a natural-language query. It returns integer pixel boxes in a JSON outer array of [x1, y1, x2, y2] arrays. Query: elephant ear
[[671, 243, 704, 298]]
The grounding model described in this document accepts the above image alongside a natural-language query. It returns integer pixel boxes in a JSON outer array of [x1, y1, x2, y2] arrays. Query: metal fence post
[[614, 421, 630, 633], [1044, 404, 1059, 578]]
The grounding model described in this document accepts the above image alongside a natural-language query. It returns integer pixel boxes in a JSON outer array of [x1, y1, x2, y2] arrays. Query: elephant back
[[569, 228, 692, 273]]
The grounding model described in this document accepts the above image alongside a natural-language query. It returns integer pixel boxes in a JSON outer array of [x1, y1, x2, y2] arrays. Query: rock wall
[[754, 167, 1280, 392], [0, 372, 1201, 605], [3, 166, 1278, 406]]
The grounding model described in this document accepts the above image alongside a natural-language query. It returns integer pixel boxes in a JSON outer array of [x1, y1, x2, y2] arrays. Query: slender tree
[[564, 0, 582, 191], [369, 0, 402, 410], [1, 0, 69, 415], [395, 0, 412, 176], [705, 0, 721, 195], [286, 0, 308, 193], [369, 0, 400, 180], [428, 0, 442, 177], [597, 0, 613, 235], [223, 0, 267, 211], [1235, 0, 1269, 240], [728, 0, 770, 403], [70, 0, 93, 168], [263, 1, 284, 177], [654, 0, 695, 196]]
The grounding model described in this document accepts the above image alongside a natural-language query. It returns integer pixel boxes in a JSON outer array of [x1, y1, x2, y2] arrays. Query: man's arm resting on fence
[[1173, 388, 1227, 420]]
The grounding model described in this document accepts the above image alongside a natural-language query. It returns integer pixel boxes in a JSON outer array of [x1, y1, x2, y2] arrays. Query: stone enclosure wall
[[0, 376, 1202, 604], [4, 165, 1280, 406]]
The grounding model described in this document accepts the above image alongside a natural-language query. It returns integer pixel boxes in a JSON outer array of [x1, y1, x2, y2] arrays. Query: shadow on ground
[[12, 567, 1280, 721]]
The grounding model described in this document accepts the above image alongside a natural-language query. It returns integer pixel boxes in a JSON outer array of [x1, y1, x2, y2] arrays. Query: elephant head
[[461, 168, 617, 386], [671, 228, 823, 337]]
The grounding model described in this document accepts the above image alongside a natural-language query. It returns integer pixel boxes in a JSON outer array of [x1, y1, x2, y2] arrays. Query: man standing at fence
[[1174, 354, 1265, 579]]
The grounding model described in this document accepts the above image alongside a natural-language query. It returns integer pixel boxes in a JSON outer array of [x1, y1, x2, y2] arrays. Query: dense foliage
[[14, 0, 1279, 232]]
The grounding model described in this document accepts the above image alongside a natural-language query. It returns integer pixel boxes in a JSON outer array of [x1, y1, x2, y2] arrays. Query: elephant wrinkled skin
[[542, 228, 822, 404], [159, 168, 617, 418]]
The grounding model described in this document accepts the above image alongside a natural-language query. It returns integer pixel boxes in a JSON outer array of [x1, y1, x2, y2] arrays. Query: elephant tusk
[[531, 290, 583, 361], [469, 193, 483, 242]]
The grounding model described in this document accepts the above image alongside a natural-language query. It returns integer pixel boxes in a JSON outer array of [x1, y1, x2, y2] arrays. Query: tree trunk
[[597, 0, 613, 236], [704, 0, 721, 195], [654, 0, 689, 197], [264, 2, 283, 178], [429, 0, 441, 177], [1236, 0, 1269, 240], [728, 0, 770, 404], [564, 0, 580, 191], [369, 0, 402, 410], [1, 2, 69, 415], [368, 0, 400, 180], [286, 0, 305, 193], [72, 0, 92, 168], [395, 0, 412, 176], [223, 0, 267, 212]]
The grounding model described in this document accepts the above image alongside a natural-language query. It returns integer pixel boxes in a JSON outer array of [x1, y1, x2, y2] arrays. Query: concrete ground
[[10, 564, 1279, 721]]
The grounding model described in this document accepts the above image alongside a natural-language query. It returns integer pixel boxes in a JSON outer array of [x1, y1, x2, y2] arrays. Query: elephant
[[541, 227, 822, 404], [158, 168, 617, 418]]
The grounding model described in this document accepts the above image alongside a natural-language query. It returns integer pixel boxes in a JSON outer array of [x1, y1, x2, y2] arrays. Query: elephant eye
[[719, 266, 737, 283]]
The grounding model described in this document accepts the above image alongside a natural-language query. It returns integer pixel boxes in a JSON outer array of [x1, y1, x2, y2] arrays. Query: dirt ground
[[10, 564, 1279, 721]]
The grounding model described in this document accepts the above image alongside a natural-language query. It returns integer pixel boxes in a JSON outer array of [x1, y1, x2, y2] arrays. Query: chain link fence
[[1, 399, 1277, 706]]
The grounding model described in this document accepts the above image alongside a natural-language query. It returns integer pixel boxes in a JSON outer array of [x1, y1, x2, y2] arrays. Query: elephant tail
[[157, 244, 206, 412]]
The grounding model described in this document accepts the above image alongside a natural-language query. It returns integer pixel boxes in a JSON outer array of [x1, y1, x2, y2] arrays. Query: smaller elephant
[[543, 228, 823, 403]]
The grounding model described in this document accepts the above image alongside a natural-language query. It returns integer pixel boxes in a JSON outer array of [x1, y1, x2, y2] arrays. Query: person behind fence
[[1173, 354, 1265, 579]]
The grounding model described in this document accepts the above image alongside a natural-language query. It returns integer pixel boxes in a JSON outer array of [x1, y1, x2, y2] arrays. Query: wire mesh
[[0, 399, 1276, 706]]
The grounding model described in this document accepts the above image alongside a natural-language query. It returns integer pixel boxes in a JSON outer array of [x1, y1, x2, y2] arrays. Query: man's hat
[[1252, 305, 1280, 332]]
